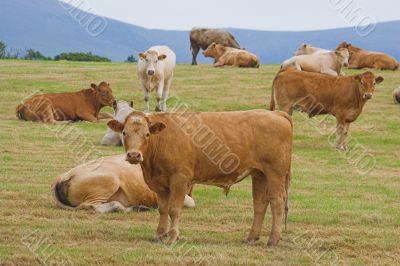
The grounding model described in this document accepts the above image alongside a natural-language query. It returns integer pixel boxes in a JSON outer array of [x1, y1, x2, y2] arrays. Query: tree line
[[0, 41, 137, 63]]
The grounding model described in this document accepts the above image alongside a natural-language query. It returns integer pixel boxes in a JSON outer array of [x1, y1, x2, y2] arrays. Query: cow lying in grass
[[293, 44, 330, 56], [16, 82, 115, 123], [282, 48, 349, 76], [52, 154, 195, 213], [108, 110, 292, 246], [203, 42, 260, 68], [337, 42, 399, 70], [270, 68, 383, 150], [101, 100, 134, 146]]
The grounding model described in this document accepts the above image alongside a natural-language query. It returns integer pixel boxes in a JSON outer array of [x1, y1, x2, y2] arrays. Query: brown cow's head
[[354, 72, 384, 100], [138, 50, 167, 76], [294, 44, 311, 56], [107, 112, 166, 164], [91, 82, 115, 107], [203, 42, 218, 58]]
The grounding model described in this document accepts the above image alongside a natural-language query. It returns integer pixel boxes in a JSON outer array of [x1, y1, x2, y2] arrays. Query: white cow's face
[[139, 51, 167, 76], [294, 44, 310, 56], [336, 48, 349, 67]]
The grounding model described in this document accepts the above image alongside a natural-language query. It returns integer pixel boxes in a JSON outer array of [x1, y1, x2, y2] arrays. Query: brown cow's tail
[[284, 164, 291, 231], [51, 175, 75, 210]]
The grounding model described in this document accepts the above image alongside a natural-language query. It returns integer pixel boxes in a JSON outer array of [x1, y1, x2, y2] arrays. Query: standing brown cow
[[336, 42, 399, 70], [190, 28, 241, 65], [108, 110, 293, 247], [270, 68, 383, 150]]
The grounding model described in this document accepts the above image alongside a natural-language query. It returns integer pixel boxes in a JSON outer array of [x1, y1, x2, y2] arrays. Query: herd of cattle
[[14, 28, 399, 247]]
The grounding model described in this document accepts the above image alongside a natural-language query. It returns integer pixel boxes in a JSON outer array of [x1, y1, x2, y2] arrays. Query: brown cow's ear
[[149, 122, 166, 135], [375, 76, 384, 84], [139, 52, 146, 60], [91, 83, 97, 89], [107, 120, 124, 133], [158, 54, 167, 60], [129, 101, 134, 108]]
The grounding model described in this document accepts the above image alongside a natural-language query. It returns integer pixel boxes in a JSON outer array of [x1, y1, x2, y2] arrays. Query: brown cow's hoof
[[163, 229, 180, 244], [244, 233, 260, 243], [153, 232, 168, 242], [336, 145, 347, 152], [267, 234, 281, 247]]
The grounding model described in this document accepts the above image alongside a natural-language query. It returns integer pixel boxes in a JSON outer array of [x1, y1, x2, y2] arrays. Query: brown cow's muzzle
[[126, 151, 143, 164], [363, 93, 373, 100], [343, 62, 349, 67]]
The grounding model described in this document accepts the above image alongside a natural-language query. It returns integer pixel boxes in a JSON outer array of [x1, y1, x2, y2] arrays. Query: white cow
[[138, 46, 176, 113], [282, 48, 349, 76], [294, 44, 331, 56], [101, 100, 135, 146]]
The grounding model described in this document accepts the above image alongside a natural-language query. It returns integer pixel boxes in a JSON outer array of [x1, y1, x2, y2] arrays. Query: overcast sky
[[66, 0, 400, 31]]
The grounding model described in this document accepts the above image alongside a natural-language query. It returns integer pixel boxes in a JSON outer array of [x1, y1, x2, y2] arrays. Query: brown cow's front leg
[[245, 172, 269, 243], [191, 45, 200, 65], [154, 191, 170, 241], [164, 179, 187, 244], [266, 170, 286, 246], [77, 112, 98, 123], [336, 120, 350, 151]]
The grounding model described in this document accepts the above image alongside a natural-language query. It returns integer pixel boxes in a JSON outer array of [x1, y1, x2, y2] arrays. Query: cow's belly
[[193, 168, 253, 188]]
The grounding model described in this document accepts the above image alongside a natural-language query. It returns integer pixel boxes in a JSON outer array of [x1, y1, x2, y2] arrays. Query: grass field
[[0, 60, 399, 265]]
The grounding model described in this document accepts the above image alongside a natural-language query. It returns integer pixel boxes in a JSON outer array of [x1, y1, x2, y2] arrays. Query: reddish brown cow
[[108, 110, 293, 247], [190, 28, 241, 65], [16, 82, 115, 123], [270, 68, 383, 150], [337, 42, 399, 70], [393, 88, 400, 104]]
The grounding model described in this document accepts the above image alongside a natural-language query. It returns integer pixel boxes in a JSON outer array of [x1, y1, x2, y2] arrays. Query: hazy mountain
[[0, 0, 399, 63]]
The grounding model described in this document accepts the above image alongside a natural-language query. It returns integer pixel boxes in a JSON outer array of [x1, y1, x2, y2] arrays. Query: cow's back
[[190, 28, 240, 50]]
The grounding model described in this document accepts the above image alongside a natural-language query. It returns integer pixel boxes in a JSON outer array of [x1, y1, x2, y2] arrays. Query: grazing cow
[[138, 46, 176, 113], [270, 68, 384, 150], [101, 100, 135, 146], [336, 42, 399, 70], [190, 28, 241, 65], [16, 82, 115, 123], [393, 88, 400, 104], [52, 154, 195, 213], [282, 48, 349, 76], [107, 110, 293, 246], [294, 44, 330, 56], [203, 43, 260, 68]]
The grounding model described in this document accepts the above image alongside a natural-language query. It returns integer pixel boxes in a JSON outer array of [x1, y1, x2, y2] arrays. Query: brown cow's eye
[[122, 131, 126, 136], [145, 133, 150, 138]]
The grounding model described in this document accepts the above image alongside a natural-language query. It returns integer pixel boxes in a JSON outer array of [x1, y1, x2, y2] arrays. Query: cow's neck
[[83, 89, 103, 115], [141, 136, 160, 177]]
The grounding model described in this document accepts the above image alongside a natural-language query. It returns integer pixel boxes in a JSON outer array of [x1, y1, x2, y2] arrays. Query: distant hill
[[0, 0, 399, 63]]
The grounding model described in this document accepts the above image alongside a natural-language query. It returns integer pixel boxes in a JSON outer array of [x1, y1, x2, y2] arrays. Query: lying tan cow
[[337, 42, 399, 70], [16, 82, 115, 123], [108, 110, 293, 247], [393, 88, 400, 104], [52, 154, 195, 213], [203, 43, 260, 68], [270, 68, 383, 150], [282, 48, 349, 76], [294, 44, 331, 56]]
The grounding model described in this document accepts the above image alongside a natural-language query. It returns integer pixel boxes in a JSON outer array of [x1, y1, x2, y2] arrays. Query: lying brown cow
[[108, 110, 293, 247], [52, 154, 195, 213], [190, 28, 241, 65], [337, 42, 399, 70], [393, 88, 400, 104], [204, 43, 260, 68], [16, 82, 115, 123], [270, 68, 383, 150]]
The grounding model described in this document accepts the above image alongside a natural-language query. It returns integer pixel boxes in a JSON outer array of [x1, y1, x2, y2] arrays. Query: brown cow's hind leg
[[264, 168, 286, 246], [245, 171, 269, 243]]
